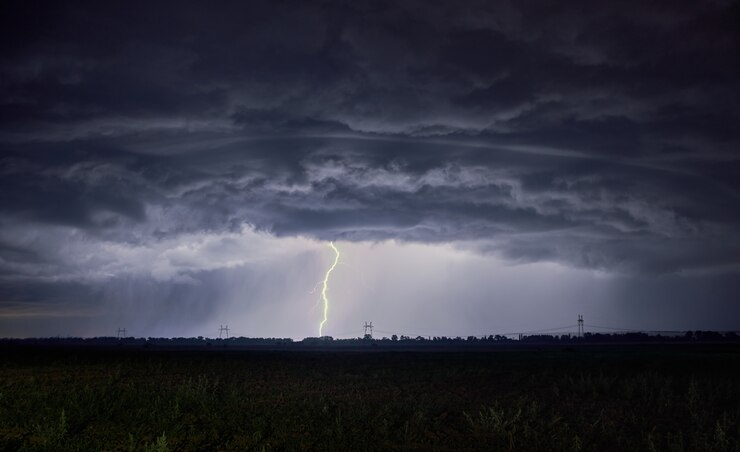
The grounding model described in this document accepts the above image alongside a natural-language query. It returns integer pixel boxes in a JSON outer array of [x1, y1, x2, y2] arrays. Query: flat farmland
[[0, 345, 738, 451]]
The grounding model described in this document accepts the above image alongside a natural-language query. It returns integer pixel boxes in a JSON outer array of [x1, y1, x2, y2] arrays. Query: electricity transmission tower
[[578, 315, 584, 338], [117, 328, 127, 339], [363, 321, 373, 339], [219, 324, 230, 339]]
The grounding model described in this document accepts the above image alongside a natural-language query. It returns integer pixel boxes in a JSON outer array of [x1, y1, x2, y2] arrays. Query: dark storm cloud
[[1, 0, 739, 293]]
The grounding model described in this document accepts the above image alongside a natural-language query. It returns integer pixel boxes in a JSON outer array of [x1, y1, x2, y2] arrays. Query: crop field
[[0, 345, 738, 451]]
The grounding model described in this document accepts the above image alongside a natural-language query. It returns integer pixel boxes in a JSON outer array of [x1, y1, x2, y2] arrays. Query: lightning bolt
[[319, 242, 340, 337]]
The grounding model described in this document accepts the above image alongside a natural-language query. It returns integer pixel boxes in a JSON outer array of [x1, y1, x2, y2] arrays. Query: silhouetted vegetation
[[0, 344, 738, 450], [2, 330, 738, 350]]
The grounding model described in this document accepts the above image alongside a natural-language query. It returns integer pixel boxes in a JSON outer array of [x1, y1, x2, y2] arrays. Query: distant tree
[[391, 334, 398, 341]]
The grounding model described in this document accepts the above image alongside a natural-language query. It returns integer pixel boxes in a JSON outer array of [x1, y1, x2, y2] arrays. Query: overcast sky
[[1, 0, 739, 338]]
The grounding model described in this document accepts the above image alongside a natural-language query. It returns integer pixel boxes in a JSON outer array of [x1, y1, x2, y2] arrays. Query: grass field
[[0, 345, 738, 451]]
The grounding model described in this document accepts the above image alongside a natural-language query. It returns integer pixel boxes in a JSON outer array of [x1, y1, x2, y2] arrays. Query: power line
[[585, 324, 642, 332], [520, 325, 578, 335], [374, 329, 401, 335], [318, 321, 740, 341]]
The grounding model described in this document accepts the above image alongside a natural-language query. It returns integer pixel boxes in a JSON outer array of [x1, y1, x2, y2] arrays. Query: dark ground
[[0, 344, 738, 451]]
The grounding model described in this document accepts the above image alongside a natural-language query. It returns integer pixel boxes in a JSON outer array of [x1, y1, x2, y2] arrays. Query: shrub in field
[[144, 432, 169, 452]]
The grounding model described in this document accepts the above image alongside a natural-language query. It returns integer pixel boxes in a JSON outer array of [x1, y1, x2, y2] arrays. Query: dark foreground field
[[1, 345, 738, 451]]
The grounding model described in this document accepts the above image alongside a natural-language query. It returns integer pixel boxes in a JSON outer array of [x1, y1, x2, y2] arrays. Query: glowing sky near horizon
[[0, 226, 736, 338]]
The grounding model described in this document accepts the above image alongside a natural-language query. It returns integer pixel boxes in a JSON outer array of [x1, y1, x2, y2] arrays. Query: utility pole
[[219, 324, 230, 339], [117, 328, 126, 339], [578, 315, 584, 338], [363, 321, 373, 339]]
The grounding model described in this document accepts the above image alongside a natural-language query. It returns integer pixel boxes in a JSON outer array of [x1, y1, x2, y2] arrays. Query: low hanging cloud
[[2, 136, 737, 278]]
